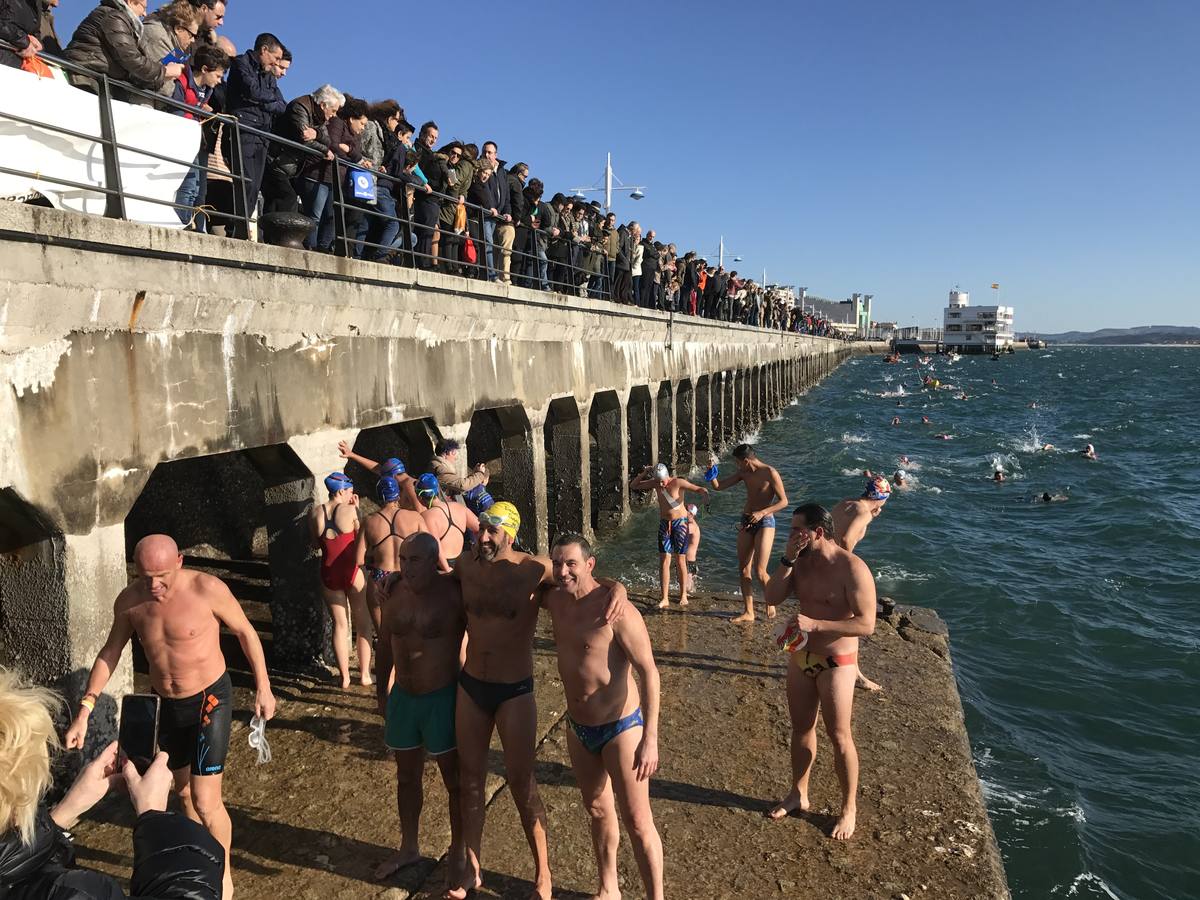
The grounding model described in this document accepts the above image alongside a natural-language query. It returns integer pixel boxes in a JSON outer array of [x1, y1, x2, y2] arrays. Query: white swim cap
[[654, 463, 670, 480]]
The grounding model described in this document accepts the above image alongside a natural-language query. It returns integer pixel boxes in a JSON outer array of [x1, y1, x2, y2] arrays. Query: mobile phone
[[118, 694, 161, 774]]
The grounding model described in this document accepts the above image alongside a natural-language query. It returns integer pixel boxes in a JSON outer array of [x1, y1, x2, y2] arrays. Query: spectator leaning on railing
[[0, 668, 224, 899], [139, 0, 200, 97], [63, 0, 184, 102], [0, 0, 42, 69], [171, 41, 228, 228], [266, 82, 340, 217], [223, 31, 285, 238]]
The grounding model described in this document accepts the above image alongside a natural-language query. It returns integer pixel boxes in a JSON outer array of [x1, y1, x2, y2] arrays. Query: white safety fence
[[0, 64, 201, 229]]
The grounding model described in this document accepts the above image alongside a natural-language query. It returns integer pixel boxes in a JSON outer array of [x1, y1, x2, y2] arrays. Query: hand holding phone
[[118, 694, 160, 775]]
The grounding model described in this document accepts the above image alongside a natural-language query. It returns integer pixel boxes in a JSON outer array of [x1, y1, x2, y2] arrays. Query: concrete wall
[[0, 203, 853, 696]]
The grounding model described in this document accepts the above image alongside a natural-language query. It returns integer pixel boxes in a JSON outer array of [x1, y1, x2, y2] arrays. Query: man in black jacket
[[0, 0, 41, 68], [613, 222, 633, 304], [506, 162, 529, 285], [639, 232, 660, 309], [412, 121, 442, 268], [224, 32, 285, 238], [479, 141, 512, 282]]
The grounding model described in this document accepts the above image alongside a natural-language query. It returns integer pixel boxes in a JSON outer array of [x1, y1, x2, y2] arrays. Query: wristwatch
[[779, 556, 796, 568]]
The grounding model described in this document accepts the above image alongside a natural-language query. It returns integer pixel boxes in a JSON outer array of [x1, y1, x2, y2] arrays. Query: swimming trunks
[[318, 504, 358, 592], [385, 682, 456, 755], [741, 513, 777, 532], [568, 707, 644, 754], [156, 672, 232, 775], [792, 650, 858, 679], [458, 669, 534, 717], [658, 517, 690, 555], [366, 566, 392, 584]]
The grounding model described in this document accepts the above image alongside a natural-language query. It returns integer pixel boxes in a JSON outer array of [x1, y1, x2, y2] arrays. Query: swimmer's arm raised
[[337, 440, 381, 473], [629, 470, 657, 490], [207, 578, 275, 720], [612, 607, 660, 780], [65, 600, 136, 748]]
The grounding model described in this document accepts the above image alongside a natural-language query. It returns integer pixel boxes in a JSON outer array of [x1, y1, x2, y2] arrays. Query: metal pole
[[719, 235, 724, 269], [605, 151, 612, 213], [96, 75, 126, 220]]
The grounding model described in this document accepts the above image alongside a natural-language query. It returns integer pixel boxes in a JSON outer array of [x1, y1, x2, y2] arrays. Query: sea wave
[[1061, 872, 1122, 899]]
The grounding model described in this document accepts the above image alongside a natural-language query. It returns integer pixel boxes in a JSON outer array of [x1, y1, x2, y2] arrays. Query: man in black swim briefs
[[65, 534, 275, 900], [543, 533, 663, 900], [446, 503, 625, 900]]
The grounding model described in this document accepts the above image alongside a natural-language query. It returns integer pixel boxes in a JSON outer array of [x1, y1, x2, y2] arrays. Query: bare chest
[[792, 572, 851, 619], [128, 597, 217, 647]]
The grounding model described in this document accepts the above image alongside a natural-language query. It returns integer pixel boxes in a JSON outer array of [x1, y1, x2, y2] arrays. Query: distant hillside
[[1020, 325, 1200, 345]]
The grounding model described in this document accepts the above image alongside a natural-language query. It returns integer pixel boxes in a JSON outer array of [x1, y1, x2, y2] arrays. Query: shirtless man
[[356, 476, 428, 631], [544, 534, 664, 900], [765, 504, 876, 841], [64, 534, 276, 899], [338, 440, 420, 510], [629, 463, 710, 609], [705, 444, 789, 622], [374, 533, 467, 886], [415, 472, 479, 566], [831, 475, 890, 692], [448, 502, 622, 900], [311, 472, 371, 689]]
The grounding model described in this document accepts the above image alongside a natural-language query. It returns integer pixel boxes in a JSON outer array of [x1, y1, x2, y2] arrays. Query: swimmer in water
[[898, 455, 912, 466], [1041, 444, 1055, 452], [1040, 491, 1069, 503], [993, 470, 1005, 483], [891, 416, 901, 426], [1082, 443, 1098, 460], [935, 433, 953, 441], [892, 470, 909, 489], [921, 415, 931, 425]]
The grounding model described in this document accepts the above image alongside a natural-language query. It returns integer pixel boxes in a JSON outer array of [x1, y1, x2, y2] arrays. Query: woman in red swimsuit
[[311, 472, 371, 689]]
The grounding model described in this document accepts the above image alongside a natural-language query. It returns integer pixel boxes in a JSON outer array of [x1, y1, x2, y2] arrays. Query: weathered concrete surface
[[68, 567, 1007, 900]]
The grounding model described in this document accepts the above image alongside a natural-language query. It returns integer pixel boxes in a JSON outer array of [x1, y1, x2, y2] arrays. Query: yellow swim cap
[[480, 501, 521, 540]]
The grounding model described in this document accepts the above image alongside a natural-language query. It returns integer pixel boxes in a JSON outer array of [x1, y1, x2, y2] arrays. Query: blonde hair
[[0, 669, 62, 845]]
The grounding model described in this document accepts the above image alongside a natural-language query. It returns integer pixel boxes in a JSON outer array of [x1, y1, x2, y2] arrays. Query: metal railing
[[1, 44, 850, 336]]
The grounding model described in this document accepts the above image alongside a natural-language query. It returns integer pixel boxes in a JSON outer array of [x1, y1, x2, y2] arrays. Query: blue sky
[[54, 0, 1200, 332]]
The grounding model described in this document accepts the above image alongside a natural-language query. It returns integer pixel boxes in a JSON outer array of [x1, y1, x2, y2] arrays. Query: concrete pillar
[[288, 428, 360, 504], [695, 375, 712, 462], [589, 390, 627, 537], [656, 381, 674, 472], [627, 385, 653, 507], [491, 406, 543, 555], [674, 379, 695, 474], [244, 444, 326, 668], [543, 397, 585, 544], [752, 367, 763, 427], [0, 498, 133, 755], [710, 373, 725, 454], [723, 371, 736, 448]]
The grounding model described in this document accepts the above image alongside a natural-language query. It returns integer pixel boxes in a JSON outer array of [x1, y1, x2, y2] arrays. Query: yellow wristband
[[79, 697, 95, 713]]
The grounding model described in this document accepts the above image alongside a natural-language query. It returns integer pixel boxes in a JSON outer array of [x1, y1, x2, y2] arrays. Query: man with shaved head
[[65, 533, 275, 899], [373, 533, 467, 885]]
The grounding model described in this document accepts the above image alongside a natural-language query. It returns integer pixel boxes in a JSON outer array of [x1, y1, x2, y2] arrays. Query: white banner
[[0, 65, 201, 228]]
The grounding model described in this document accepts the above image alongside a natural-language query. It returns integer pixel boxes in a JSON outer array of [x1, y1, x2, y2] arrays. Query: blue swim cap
[[381, 457, 405, 476], [377, 476, 401, 502], [324, 472, 352, 494], [416, 473, 440, 500], [462, 483, 495, 515]]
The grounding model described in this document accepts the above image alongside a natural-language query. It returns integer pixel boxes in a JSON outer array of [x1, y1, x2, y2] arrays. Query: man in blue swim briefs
[[543, 533, 663, 900], [373, 533, 467, 885], [629, 462, 710, 609], [705, 444, 789, 622], [446, 503, 628, 899]]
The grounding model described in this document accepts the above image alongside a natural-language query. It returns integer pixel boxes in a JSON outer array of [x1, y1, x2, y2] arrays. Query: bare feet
[[531, 872, 553, 899], [679, 596, 689, 607], [339, 676, 352, 690], [831, 806, 857, 840], [656, 599, 670, 609], [443, 875, 482, 900], [856, 671, 883, 692], [359, 676, 374, 687], [590, 887, 621, 900], [731, 612, 755, 623], [374, 848, 420, 880], [767, 789, 810, 820], [766, 605, 777, 619]]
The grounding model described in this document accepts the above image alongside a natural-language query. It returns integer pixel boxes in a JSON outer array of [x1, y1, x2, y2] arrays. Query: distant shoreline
[[1054, 342, 1200, 348]]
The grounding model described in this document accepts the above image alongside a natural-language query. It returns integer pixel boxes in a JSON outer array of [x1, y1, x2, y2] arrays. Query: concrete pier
[[65, 584, 1010, 899], [0, 203, 850, 718]]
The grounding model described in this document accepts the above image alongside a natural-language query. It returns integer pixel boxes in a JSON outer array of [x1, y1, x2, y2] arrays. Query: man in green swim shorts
[[543, 533, 664, 900], [374, 533, 467, 885]]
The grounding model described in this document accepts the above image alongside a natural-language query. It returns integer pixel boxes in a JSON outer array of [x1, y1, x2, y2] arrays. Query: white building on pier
[[942, 289, 1014, 353]]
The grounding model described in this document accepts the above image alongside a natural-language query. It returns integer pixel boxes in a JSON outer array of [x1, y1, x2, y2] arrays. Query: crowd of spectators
[[1, 0, 850, 337]]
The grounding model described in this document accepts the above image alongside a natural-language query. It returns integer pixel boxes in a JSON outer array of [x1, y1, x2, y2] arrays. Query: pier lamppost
[[702, 236, 743, 269], [569, 152, 647, 212]]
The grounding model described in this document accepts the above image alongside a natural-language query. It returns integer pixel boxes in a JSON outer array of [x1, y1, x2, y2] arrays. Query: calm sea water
[[600, 346, 1200, 900]]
